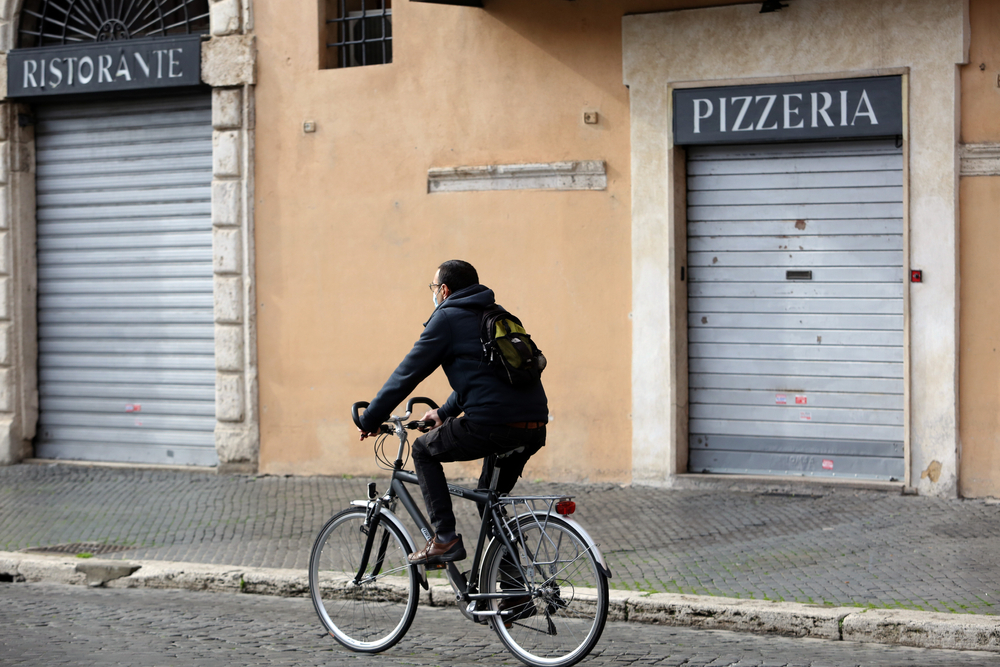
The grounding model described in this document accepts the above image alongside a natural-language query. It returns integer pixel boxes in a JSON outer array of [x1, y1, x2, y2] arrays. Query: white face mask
[[432, 291, 439, 308]]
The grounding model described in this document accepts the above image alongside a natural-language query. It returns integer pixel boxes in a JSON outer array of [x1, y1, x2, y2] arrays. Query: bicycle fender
[[556, 515, 612, 579], [497, 511, 613, 580], [350, 500, 429, 590]]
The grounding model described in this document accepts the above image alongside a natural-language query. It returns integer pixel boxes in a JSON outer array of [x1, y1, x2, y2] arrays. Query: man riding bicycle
[[357, 260, 548, 567]]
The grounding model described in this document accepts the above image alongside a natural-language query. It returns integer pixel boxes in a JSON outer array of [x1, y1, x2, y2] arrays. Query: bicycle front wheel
[[482, 514, 609, 667], [308, 507, 418, 652]]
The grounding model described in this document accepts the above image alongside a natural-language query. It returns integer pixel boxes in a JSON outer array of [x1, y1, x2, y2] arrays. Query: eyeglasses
[[428, 283, 443, 293]]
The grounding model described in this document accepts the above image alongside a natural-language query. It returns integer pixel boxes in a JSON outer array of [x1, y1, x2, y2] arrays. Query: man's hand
[[419, 409, 443, 432], [358, 428, 377, 441]]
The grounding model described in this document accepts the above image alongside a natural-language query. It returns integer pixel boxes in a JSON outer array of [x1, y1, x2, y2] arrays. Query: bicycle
[[308, 397, 611, 667]]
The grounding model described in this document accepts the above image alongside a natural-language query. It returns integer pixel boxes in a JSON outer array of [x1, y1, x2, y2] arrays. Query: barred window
[[323, 0, 392, 69]]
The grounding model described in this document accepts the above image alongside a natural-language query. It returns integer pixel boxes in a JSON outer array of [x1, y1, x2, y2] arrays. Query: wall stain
[[921, 460, 942, 483]]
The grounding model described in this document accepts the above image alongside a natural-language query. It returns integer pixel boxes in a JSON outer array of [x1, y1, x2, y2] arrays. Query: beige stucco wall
[[624, 0, 969, 496], [958, 0, 1000, 498], [253, 1, 750, 480]]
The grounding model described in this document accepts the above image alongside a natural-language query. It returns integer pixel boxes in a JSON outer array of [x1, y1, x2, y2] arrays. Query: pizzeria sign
[[673, 76, 902, 145]]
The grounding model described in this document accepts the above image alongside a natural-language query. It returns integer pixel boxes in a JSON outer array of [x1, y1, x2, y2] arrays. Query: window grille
[[325, 0, 392, 69], [18, 0, 210, 48]]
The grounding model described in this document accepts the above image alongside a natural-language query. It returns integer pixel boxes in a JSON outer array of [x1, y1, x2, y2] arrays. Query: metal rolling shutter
[[34, 94, 217, 466], [686, 139, 904, 480]]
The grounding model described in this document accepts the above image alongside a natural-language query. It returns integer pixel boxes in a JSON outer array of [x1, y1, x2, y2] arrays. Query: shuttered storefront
[[34, 94, 217, 466], [687, 139, 904, 480]]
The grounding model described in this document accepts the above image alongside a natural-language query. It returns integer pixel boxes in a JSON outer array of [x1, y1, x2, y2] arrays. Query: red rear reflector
[[555, 499, 576, 515]]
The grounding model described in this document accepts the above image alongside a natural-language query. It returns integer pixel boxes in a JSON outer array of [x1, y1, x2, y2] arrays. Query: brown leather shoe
[[408, 534, 466, 565]]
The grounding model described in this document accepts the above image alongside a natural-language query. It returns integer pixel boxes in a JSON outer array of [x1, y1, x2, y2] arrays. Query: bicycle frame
[[354, 413, 555, 621]]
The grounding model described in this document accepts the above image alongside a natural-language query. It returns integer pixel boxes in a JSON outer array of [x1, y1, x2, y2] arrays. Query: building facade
[[1, 0, 998, 499]]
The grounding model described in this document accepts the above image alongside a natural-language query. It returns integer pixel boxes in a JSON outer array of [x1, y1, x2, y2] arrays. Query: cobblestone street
[[2, 582, 997, 666]]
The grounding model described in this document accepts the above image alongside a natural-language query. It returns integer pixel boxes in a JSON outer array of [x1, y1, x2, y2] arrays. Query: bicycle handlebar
[[405, 396, 439, 414], [350, 401, 370, 430], [351, 397, 440, 432]]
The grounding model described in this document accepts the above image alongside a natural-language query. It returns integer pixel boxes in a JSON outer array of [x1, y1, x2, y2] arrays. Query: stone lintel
[[960, 143, 1000, 176], [428, 160, 607, 193]]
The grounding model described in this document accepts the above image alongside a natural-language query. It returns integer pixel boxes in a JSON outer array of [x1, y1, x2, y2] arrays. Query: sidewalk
[[1, 462, 999, 652]]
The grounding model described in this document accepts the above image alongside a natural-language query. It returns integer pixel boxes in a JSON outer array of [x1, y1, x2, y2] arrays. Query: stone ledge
[[842, 607, 1000, 652], [960, 143, 1000, 176], [428, 160, 607, 193], [627, 592, 847, 640]]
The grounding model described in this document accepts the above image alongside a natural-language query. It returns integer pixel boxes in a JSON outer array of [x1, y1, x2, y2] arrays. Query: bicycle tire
[[309, 507, 418, 652], [481, 514, 609, 667]]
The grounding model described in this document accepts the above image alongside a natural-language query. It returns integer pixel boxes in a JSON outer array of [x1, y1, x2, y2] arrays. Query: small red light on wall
[[911, 270, 922, 283]]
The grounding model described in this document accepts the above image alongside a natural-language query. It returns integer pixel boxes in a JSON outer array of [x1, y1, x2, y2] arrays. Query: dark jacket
[[359, 284, 548, 431]]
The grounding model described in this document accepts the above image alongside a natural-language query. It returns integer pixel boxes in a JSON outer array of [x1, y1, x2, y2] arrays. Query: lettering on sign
[[673, 76, 902, 145], [8, 35, 202, 99]]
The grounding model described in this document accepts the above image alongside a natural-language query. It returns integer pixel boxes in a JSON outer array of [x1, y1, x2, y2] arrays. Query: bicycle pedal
[[425, 562, 447, 570]]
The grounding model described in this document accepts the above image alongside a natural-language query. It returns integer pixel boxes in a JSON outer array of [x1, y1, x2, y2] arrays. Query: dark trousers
[[412, 417, 545, 537]]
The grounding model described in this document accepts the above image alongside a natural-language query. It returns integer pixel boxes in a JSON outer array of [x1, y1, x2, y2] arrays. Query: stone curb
[[2, 552, 997, 653]]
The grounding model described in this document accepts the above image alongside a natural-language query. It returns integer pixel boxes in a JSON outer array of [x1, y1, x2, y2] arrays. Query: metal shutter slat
[[688, 235, 903, 252], [39, 368, 215, 385], [688, 251, 903, 267], [689, 171, 903, 190], [689, 343, 905, 363], [690, 220, 902, 236], [39, 382, 215, 400], [40, 263, 210, 281], [40, 279, 213, 294], [689, 283, 904, 298], [689, 373, 904, 394], [40, 340, 216, 355], [691, 389, 902, 411], [690, 405, 904, 427], [39, 186, 212, 208], [688, 186, 903, 206], [37, 202, 212, 223], [689, 418, 903, 442], [689, 328, 901, 346], [37, 156, 211, 178], [39, 309, 213, 324], [689, 297, 902, 315]]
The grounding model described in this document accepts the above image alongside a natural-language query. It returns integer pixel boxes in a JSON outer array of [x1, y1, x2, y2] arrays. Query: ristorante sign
[[7, 35, 202, 99], [673, 76, 902, 145]]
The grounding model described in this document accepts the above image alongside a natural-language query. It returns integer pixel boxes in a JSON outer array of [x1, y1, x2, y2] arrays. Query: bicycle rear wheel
[[481, 514, 609, 667], [309, 507, 418, 652]]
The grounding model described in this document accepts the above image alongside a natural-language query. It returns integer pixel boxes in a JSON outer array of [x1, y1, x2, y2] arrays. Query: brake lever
[[405, 420, 435, 431]]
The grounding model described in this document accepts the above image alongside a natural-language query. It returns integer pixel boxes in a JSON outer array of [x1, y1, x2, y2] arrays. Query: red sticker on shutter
[[795, 396, 807, 405], [822, 459, 834, 470]]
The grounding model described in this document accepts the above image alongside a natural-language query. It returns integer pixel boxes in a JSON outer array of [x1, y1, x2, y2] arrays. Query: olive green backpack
[[479, 306, 547, 388]]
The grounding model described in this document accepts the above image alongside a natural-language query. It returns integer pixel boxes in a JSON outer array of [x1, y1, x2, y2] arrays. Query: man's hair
[[437, 260, 479, 293]]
